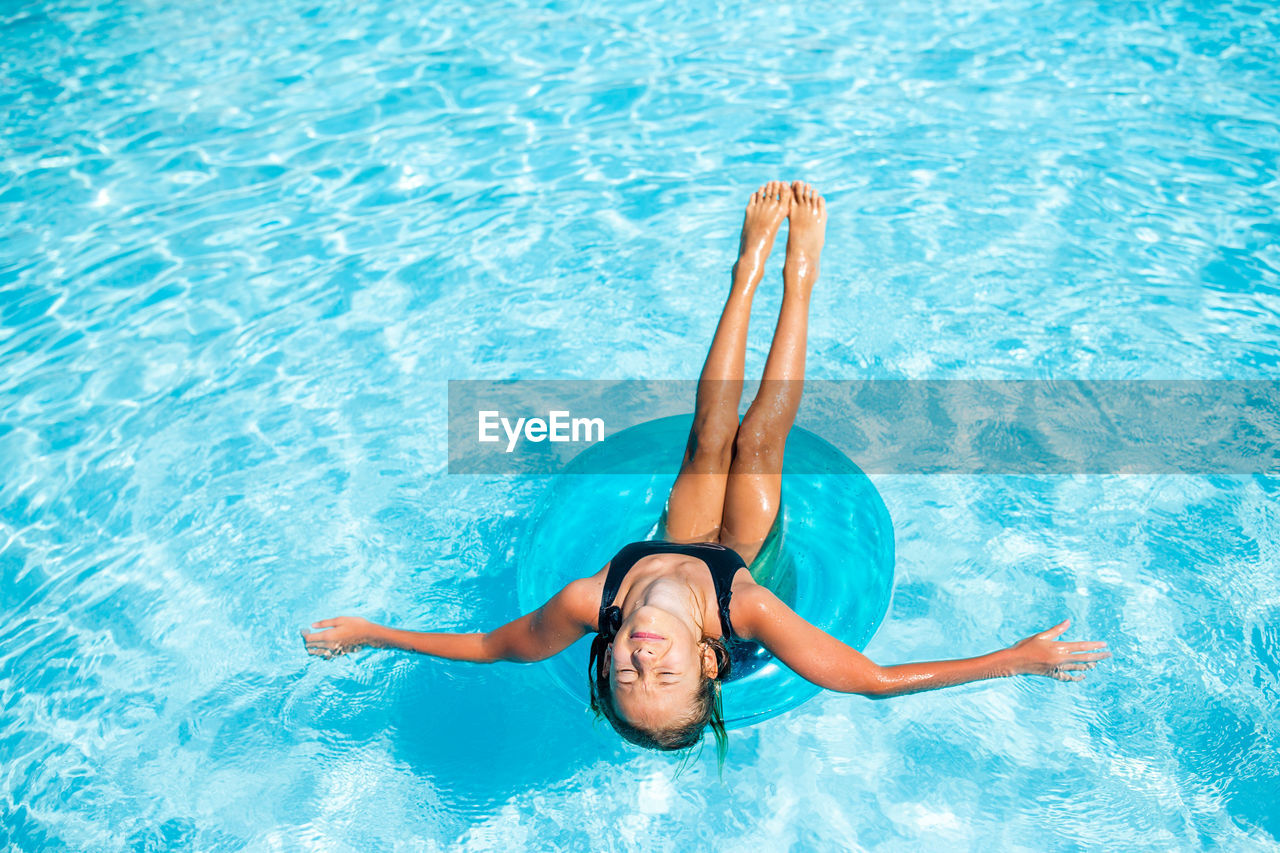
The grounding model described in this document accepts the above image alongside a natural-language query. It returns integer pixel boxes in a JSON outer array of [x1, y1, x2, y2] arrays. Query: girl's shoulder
[[727, 578, 783, 640], [729, 563, 762, 592], [557, 559, 612, 626]]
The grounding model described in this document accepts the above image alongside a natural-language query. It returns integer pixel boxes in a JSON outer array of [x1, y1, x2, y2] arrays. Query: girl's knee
[[687, 418, 736, 469], [732, 415, 785, 466]]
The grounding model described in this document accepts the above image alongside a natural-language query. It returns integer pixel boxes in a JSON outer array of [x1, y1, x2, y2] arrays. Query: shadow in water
[[385, 659, 616, 813]]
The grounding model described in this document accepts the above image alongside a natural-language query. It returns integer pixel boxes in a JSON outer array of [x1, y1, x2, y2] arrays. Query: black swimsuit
[[597, 540, 770, 681]]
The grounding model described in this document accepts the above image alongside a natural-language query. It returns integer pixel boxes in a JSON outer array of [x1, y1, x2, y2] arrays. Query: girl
[[302, 181, 1110, 756]]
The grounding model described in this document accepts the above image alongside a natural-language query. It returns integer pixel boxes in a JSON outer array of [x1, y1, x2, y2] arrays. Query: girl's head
[[587, 603, 731, 758]]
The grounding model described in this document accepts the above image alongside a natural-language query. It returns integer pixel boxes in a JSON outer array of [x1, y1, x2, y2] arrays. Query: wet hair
[[588, 629, 731, 764]]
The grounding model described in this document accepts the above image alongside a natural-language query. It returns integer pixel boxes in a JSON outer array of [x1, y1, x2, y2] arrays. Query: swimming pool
[[2, 0, 1278, 848]]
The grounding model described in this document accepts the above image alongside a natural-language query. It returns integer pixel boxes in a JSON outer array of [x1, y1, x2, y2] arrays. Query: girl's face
[[605, 604, 716, 729]]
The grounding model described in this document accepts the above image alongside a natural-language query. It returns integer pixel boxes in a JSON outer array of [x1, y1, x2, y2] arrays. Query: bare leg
[[663, 181, 791, 542], [720, 181, 826, 564]]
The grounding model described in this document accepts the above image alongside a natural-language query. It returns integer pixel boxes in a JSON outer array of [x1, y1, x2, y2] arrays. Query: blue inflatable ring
[[517, 414, 895, 729]]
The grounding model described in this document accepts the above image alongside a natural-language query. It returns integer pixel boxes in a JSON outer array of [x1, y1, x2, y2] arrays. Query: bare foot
[[783, 181, 826, 296], [733, 181, 791, 290]]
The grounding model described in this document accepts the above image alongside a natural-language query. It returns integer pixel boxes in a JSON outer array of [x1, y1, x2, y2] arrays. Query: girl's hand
[[1008, 618, 1111, 681], [301, 616, 378, 659]]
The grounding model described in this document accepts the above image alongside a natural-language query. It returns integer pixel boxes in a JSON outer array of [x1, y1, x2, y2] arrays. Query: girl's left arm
[[732, 585, 1110, 697], [302, 577, 600, 664]]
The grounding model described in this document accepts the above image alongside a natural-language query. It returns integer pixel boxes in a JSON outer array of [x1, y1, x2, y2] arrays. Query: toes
[[785, 181, 825, 213], [752, 181, 800, 208]]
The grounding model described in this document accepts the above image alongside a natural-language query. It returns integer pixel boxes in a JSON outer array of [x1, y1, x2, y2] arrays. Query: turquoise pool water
[[3, 0, 1279, 848]]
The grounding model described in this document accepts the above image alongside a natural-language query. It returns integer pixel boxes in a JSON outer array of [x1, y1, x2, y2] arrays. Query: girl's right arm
[[301, 577, 599, 664], [734, 584, 1110, 696]]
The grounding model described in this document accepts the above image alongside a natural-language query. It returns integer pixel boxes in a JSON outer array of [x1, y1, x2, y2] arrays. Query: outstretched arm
[[733, 585, 1110, 697], [301, 577, 599, 664]]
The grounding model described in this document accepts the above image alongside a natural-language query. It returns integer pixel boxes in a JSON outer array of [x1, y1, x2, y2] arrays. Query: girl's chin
[[621, 616, 693, 643], [622, 605, 682, 627]]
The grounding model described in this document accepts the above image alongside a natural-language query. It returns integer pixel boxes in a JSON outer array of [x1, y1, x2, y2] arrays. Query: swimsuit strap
[[597, 540, 747, 640]]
